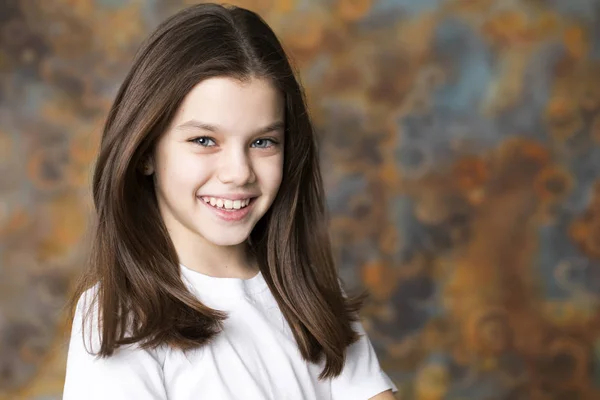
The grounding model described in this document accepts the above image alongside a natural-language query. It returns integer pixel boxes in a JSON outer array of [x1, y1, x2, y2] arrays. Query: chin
[[201, 230, 251, 247]]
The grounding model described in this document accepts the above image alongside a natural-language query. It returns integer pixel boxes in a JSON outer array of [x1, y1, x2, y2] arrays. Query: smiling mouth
[[200, 196, 256, 211]]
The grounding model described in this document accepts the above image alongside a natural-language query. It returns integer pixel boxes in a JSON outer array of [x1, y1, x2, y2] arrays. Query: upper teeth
[[202, 197, 251, 210]]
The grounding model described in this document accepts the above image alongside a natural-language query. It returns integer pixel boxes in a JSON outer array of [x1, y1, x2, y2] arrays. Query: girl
[[63, 3, 398, 399]]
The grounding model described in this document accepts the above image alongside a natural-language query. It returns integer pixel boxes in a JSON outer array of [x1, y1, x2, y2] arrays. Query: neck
[[170, 231, 258, 280]]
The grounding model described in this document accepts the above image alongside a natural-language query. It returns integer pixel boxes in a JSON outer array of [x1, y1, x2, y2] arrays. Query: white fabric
[[63, 264, 398, 399]]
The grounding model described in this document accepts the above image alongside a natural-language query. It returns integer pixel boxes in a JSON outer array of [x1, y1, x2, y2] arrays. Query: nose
[[216, 147, 256, 185]]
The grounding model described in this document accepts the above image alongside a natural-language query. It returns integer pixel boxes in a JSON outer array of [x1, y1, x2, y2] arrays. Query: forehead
[[170, 76, 285, 134]]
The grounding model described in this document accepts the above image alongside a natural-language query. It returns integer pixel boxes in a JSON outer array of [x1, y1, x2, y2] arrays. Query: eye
[[251, 138, 278, 149], [190, 136, 216, 147]]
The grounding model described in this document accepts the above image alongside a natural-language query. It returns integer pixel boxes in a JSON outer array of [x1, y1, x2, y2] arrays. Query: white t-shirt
[[63, 264, 398, 399]]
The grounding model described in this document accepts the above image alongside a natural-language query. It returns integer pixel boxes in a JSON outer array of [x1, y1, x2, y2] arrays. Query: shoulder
[[63, 282, 169, 399], [74, 283, 100, 314], [69, 283, 102, 354]]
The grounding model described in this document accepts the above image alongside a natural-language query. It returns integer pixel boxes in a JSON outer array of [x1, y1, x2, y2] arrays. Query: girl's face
[[150, 77, 285, 248]]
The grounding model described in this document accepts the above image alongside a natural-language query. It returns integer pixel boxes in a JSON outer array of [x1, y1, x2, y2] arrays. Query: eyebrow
[[175, 119, 285, 135]]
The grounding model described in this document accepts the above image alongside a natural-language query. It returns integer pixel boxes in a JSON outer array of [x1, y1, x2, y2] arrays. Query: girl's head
[[96, 3, 312, 254], [78, 3, 364, 380]]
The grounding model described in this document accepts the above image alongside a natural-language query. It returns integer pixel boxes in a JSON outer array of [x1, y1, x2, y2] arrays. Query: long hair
[[69, 2, 366, 379]]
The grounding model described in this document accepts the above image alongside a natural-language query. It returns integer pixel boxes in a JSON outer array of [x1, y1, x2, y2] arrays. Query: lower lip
[[200, 198, 256, 222]]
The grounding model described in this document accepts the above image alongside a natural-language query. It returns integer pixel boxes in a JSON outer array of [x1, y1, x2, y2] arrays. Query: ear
[[141, 158, 155, 175]]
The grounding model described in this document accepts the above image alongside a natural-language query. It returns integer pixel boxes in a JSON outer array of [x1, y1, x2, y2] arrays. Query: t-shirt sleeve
[[62, 287, 168, 400], [330, 318, 398, 399]]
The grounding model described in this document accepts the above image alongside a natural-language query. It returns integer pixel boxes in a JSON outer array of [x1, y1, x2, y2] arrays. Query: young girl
[[63, 3, 398, 399]]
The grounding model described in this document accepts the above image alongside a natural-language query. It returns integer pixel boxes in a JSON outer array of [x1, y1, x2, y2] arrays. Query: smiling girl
[[62, 3, 397, 399]]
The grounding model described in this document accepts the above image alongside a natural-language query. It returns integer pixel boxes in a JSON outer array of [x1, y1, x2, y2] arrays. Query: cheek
[[259, 156, 284, 193], [156, 153, 210, 191]]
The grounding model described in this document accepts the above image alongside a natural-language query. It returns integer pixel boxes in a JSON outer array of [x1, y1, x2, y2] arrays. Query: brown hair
[[69, 2, 366, 379]]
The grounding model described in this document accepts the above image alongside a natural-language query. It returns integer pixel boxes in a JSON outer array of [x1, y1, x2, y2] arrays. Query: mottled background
[[1, 0, 600, 399]]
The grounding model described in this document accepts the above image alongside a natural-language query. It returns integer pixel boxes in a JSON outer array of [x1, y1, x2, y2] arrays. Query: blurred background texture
[[2, 0, 600, 399]]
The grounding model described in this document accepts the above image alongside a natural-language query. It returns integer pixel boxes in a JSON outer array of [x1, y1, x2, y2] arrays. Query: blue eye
[[191, 137, 216, 147], [252, 138, 277, 148]]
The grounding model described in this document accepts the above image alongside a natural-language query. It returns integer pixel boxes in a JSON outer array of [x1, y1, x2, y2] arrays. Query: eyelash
[[190, 136, 279, 149]]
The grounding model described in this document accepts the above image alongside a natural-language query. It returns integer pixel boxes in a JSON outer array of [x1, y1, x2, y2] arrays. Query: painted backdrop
[[1, 0, 600, 399]]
